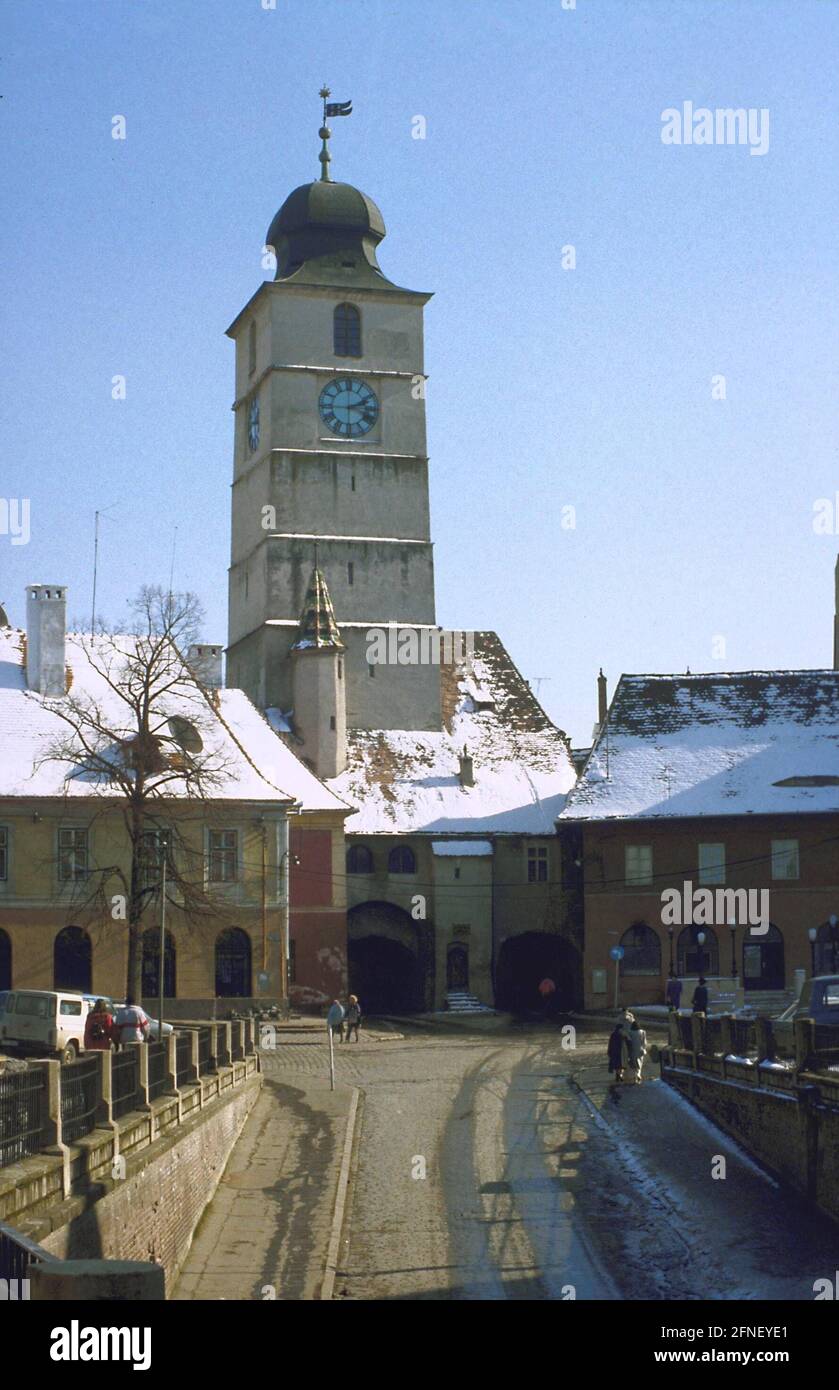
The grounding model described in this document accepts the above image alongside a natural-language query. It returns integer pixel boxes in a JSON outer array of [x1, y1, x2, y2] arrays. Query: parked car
[[0, 990, 90, 1064], [771, 975, 839, 1050], [89, 998, 174, 1041]]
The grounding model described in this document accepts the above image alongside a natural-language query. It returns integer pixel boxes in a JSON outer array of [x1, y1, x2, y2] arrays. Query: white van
[[0, 990, 90, 1063]]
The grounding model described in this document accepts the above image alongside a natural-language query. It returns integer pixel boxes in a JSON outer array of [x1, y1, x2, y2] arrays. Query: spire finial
[[317, 86, 352, 182]]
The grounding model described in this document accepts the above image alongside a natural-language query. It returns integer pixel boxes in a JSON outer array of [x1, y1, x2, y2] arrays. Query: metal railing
[[175, 1032, 192, 1086], [0, 1066, 45, 1170], [111, 1048, 141, 1119], [60, 1056, 99, 1144], [147, 1041, 168, 1101], [0, 1220, 54, 1283]]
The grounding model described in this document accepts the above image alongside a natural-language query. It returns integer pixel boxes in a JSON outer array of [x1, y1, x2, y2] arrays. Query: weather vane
[[318, 85, 352, 182]]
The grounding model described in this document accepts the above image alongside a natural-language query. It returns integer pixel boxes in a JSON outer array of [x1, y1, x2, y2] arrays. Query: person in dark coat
[[345, 995, 362, 1042], [607, 1023, 626, 1083], [84, 999, 117, 1052], [665, 973, 682, 1010], [692, 977, 709, 1013]]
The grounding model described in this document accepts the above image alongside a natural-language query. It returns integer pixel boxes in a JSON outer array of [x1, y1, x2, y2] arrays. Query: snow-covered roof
[[560, 671, 839, 823], [0, 627, 347, 813], [432, 840, 493, 856], [327, 632, 575, 834]]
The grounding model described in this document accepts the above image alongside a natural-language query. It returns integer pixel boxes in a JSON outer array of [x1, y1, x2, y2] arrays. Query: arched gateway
[[347, 901, 433, 1014], [495, 932, 581, 1014]]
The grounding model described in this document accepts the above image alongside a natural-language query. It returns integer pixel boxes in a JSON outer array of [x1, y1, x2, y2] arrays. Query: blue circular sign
[[609, 946, 625, 961]]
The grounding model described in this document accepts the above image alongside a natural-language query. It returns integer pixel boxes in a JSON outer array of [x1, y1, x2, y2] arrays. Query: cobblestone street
[[176, 1019, 839, 1301]]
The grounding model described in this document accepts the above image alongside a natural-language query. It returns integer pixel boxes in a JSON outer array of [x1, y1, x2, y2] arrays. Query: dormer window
[[334, 303, 361, 357]]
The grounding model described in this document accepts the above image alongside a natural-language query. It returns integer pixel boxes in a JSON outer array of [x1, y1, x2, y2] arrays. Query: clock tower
[[226, 107, 442, 739]]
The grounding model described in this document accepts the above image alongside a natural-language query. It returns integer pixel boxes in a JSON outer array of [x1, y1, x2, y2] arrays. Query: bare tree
[[36, 587, 234, 1001]]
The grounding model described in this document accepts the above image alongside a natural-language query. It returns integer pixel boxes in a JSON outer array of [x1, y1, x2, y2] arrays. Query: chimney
[[458, 745, 474, 788], [26, 584, 66, 696], [597, 669, 608, 727], [188, 644, 223, 690]]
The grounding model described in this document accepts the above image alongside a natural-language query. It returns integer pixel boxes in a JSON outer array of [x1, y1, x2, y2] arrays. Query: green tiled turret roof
[[291, 568, 345, 652]]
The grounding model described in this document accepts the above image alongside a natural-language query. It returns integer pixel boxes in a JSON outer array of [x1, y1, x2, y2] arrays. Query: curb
[[320, 1085, 361, 1301]]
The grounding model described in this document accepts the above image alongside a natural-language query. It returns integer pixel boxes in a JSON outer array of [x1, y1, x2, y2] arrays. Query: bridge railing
[[0, 1065, 45, 1170]]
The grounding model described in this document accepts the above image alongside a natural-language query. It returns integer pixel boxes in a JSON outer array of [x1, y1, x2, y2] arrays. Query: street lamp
[[728, 920, 737, 980], [808, 926, 818, 977], [696, 930, 706, 978], [830, 915, 839, 974]]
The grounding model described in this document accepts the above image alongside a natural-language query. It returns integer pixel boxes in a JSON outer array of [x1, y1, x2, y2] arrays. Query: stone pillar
[[690, 1012, 705, 1062], [30, 1259, 165, 1301], [719, 1014, 734, 1056], [219, 1022, 232, 1069], [95, 1049, 114, 1126], [137, 1044, 153, 1109], [668, 1010, 681, 1047], [38, 1060, 70, 1198]]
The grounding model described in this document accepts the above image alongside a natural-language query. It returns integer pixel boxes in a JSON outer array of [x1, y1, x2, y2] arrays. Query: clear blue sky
[[2, 0, 838, 745]]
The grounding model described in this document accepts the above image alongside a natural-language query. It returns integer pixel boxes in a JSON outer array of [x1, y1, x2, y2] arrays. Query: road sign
[[609, 946, 625, 961]]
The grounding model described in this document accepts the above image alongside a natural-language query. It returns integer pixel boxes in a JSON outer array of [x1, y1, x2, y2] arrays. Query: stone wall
[[661, 1052, 839, 1225], [4, 1061, 261, 1293]]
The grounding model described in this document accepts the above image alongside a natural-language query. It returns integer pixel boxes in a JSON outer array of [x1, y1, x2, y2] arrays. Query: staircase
[[444, 991, 495, 1015]]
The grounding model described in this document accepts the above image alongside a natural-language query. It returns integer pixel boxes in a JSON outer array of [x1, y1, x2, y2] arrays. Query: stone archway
[[495, 932, 581, 1014], [348, 901, 432, 1014]]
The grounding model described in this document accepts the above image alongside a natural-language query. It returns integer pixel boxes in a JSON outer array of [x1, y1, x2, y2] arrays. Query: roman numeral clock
[[318, 377, 379, 438]]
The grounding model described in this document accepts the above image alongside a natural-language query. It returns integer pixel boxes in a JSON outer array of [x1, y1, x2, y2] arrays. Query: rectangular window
[[625, 845, 653, 887], [209, 829, 238, 883], [527, 845, 548, 882], [139, 828, 173, 887], [698, 842, 725, 886], [0, 827, 7, 881], [771, 839, 799, 881], [58, 828, 88, 881]]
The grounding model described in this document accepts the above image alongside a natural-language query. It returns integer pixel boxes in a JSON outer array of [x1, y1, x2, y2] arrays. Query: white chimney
[[188, 644, 223, 690], [26, 585, 67, 697]]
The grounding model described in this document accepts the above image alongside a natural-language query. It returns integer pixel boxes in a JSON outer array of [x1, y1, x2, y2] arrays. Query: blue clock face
[[319, 378, 379, 437], [248, 396, 260, 452]]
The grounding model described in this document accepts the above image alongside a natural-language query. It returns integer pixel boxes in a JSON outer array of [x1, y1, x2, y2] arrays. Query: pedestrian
[[114, 994, 150, 1046], [692, 976, 709, 1014], [607, 1022, 626, 1083], [665, 972, 682, 1011], [345, 994, 362, 1043], [326, 998, 345, 1043], [627, 1018, 648, 1084], [84, 998, 117, 1052]]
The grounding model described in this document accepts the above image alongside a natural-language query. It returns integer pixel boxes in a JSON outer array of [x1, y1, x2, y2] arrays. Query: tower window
[[347, 562, 354, 586], [351, 475, 356, 492], [334, 303, 361, 357], [248, 320, 256, 376], [338, 658, 343, 679]]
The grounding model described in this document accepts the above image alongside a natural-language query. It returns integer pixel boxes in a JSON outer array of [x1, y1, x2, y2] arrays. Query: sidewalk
[[568, 1059, 839, 1300], [172, 1071, 357, 1301]]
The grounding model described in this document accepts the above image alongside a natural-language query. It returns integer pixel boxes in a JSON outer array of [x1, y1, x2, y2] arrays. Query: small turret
[[290, 567, 346, 778]]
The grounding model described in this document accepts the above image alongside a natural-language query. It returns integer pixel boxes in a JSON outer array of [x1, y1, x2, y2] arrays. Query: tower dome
[[266, 179, 389, 285]]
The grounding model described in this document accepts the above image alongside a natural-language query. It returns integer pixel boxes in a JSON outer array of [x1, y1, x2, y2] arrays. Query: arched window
[[215, 927, 252, 997], [54, 925, 92, 993], [619, 922, 661, 977], [676, 926, 720, 978], [334, 303, 361, 357], [142, 928, 177, 999], [742, 922, 785, 992], [388, 844, 416, 875], [812, 921, 839, 976], [347, 844, 373, 874]]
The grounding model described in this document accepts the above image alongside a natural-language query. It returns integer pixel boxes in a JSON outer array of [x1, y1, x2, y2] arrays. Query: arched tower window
[[334, 303, 361, 357], [388, 844, 416, 875], [347, 844, 374, 875]]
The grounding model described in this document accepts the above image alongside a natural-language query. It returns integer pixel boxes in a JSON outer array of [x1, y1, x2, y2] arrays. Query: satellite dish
[[0, 603, 9, 627]]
